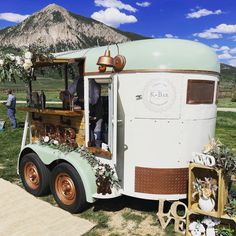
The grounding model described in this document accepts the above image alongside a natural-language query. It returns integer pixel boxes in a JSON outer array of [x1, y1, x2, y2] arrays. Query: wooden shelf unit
[[188, 163, 228, 217], [186, 211, 236, 236], [19, 107, 85, 146]]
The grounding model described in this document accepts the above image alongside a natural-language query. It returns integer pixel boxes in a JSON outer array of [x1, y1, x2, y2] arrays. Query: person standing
[[4, 89, 17, 129]]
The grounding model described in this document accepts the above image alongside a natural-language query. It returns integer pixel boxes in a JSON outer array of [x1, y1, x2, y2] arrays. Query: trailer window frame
[[186, 79, 215, 104]]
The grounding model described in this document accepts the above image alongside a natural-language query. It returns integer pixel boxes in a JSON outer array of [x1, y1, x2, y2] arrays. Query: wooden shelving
[[186, 163, 235, 235]]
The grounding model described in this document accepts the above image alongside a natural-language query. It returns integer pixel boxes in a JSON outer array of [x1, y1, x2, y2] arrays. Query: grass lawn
[[217, 98, 236, 108], [0, 105, 235, 236]]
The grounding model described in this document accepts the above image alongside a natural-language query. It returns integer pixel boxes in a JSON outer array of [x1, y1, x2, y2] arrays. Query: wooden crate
[[188, 163, 228, 217], [186, 212, 236, 236]]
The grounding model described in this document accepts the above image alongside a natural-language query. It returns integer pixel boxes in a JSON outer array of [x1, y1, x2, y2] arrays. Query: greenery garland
[[39, 139, 120, 191]]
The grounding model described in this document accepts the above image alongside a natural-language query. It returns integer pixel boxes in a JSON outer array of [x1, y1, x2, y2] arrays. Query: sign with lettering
[[156, 199, 187, 234], [143, 79, 176, 112]]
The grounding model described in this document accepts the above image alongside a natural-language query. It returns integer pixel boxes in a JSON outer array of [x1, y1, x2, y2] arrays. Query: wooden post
[[65, 64, 68, 90], [28, 79, 32, 106]]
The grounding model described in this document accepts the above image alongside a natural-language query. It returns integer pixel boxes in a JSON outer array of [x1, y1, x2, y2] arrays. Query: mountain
[[220, 63, 236, 83], [0, 4, 146, 52]]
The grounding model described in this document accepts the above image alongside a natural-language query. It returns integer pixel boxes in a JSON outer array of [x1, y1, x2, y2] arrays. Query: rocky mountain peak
[[0, 4, 146, 52]]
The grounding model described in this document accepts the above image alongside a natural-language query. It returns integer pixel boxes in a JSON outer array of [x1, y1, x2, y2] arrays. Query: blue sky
[[0, 0, 236, 66]]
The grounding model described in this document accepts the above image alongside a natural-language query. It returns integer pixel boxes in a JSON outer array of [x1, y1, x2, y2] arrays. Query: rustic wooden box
[[188, 163, 228, 218], [186, 212, 236, 236]]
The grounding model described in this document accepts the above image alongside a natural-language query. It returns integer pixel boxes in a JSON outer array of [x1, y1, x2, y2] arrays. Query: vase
[[198, 196, 215, 212]]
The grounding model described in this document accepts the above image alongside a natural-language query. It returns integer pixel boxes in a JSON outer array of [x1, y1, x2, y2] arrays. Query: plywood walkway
[[0, 179, 95, 236]]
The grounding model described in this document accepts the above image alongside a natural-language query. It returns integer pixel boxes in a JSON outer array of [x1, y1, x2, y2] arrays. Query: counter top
[[18, 107, 84, 117]]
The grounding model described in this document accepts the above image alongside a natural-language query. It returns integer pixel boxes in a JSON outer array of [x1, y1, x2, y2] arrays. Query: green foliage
[[231, 91, 236, 102], [216, 225, 235, 236], [224, 198, 236, 217]]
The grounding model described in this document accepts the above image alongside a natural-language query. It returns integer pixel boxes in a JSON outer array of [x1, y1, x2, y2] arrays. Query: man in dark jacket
[[4, 89, 17, 129]]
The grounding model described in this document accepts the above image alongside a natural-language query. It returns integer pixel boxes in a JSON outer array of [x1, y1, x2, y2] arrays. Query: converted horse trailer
[[18, 39, 220, 213]]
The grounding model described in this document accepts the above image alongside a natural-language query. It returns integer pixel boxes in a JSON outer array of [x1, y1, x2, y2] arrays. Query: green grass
[[0, 77, 71, 101], [217, 98, 236, 108], [122, 211, 146, 225], [216, 111, 236, 151], [0, 106, 235, 236]]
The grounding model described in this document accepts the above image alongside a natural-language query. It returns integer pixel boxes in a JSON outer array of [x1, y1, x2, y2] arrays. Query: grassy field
[[0, 104, 235, 235], [217, 97, 236, 108]]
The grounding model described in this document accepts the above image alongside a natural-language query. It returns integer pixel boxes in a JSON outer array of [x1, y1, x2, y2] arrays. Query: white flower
[[189, 221, 205, 236], [25, 51, 33, 59], [23, 60, 33, 71], [15, 56, 23, 65], [6, 53, 16, 61], [43, 136, 50, 143], [0, 59, 4, 66], [53, 140, 59, 145]]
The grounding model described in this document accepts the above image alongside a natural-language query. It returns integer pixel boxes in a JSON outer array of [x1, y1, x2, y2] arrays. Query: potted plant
[[192, 177, 218, 211]]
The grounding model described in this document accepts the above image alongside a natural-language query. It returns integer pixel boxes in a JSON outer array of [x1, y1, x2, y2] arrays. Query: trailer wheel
[[50, 163, 87, 213], [19, 153, 50, 196]]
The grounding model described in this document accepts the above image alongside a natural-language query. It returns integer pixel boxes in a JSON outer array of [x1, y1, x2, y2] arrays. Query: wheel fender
[[18, 144, 97, 203]]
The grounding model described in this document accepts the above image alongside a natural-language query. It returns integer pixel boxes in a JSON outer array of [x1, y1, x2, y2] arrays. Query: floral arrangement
[[189, 217, 235, 236], [192, 177, 218, 200], [40, 137, 120, 195], [0, 40, 53, 83], [203, 138, 236, 177]]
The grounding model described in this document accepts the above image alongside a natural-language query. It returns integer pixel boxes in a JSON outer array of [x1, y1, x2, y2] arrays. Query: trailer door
[[85, 75, 118, 163]]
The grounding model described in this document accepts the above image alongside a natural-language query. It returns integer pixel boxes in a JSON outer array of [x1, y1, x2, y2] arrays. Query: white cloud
[[186, 8, 223, 19], [136, 2, 151, 7], [94, 0, 137, 12], [214, 46, 230, 52], [208, 24, 236, 34], [229, 59, 236, 67], [193, 32, 222, 39], [212, 44, 219, 49], [194, 24, 236, 40], [91, 8, 137, 28], [218, 52, 233, 59], [0, 12, 30, 23], [230, 47, 236, 54], [165, 34, 178, 39]]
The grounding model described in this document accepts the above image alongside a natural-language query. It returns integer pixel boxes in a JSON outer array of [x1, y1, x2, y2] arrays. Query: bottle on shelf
[[39, 90, 46, 109]]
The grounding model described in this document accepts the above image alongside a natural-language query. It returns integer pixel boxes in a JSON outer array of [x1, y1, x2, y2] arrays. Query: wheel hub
[[24, 162, 40, 190], [55, 173, 76, 205]]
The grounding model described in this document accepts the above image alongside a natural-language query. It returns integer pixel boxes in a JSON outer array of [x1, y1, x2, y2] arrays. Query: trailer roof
[[54, 39, 220, 74]]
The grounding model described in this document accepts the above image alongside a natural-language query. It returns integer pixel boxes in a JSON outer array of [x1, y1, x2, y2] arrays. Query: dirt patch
[[89, 207, 164, 236]]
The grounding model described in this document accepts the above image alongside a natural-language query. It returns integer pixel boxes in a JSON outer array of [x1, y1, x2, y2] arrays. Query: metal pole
[[21, 112, 29, 151]]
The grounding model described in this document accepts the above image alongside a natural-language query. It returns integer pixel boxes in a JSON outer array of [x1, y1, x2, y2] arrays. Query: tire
[[50, 163, 87, 213], [19, 153, 51, 196]]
